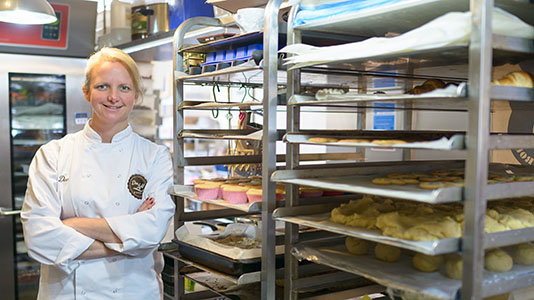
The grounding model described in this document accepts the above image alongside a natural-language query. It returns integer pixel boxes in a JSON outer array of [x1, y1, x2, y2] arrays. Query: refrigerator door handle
[[0, 207, 21, 216]]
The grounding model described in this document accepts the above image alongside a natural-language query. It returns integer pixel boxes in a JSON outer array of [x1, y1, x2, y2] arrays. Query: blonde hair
[[84, 47, 143, 101]]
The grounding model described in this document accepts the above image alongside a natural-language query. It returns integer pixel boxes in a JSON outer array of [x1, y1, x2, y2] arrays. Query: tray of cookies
[[283, 130, 465, 150], [292, 238, 534, 300], [271, 161, 534, 204], [272, 172, 463, 203]]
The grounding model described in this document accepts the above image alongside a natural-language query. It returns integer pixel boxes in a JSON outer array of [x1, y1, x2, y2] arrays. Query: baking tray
[[272, 161, 534, 204], [273, 207, 458, 255], [284, 130, 465, 150], [175, 240, 284, 276], [293, 238, 534, 300], [273, 172, 463, 203], [288, 93, 469, 112]]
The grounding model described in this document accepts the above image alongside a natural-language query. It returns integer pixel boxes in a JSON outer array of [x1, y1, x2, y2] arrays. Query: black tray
[[174, 239, 284, 276]]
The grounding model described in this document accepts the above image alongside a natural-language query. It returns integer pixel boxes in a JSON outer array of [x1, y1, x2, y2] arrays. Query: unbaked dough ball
[[485, 248, 513, 272], [345, 237, 369, 256], [412, 253, 444, 272], [511, 243, 534, 265], [484, 294, 510, 300], [374, 243, 401, 262], [445, 254, 462, 280]]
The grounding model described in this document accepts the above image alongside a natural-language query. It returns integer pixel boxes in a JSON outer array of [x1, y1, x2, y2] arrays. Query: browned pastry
[[492, 71, 534, 88], [406, 79, 446, 94], [408, 85, 434, 95], [422, 79, 446, 89]]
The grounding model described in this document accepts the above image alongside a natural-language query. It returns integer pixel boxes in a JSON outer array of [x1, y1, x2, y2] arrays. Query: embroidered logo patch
[[128, 174, 147, 199]]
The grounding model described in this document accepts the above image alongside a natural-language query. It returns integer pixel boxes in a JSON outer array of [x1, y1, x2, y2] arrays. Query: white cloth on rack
[[21, 122, 175, 300], [281, 8, 534, 69]]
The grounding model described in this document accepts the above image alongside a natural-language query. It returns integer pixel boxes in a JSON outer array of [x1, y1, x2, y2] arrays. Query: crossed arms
[[63, 197, 155, 259]]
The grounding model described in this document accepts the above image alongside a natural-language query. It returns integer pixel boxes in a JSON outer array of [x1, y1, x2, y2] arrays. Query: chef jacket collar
[[83, 119, 133, 144]]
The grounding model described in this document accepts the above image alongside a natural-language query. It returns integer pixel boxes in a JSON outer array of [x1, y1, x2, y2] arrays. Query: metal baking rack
[[273, 0, 534, 299], [274, 206, 460, 255], [288, 84, 534, 111], [284, 130, 466, 150], [170, 15, 284, 300], [292, 239, 534, 300]]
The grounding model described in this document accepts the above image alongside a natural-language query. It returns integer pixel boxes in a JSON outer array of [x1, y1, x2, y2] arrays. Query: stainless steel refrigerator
[[0, 53, 91, 299]]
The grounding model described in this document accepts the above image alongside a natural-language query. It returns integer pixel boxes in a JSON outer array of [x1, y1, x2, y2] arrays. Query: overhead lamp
[[0, 0, 57, 25]]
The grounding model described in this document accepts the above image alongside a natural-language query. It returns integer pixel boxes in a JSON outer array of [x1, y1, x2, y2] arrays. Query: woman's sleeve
[[104, 146, 175, 256], [21, 142, 95, 274]]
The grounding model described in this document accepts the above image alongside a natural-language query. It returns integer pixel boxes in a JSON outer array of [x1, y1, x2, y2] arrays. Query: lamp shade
[[0, 0, 57, 25]]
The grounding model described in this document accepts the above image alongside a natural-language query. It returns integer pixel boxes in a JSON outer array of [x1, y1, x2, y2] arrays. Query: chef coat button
[[119, 148, 123, 152], [115, 202, 120, 206], [84, 201, 89, 205], [112, 289, 118, 293], [87, 174, 91, 178], [81, 290, 86, 295], [117, 174, 122, 179]]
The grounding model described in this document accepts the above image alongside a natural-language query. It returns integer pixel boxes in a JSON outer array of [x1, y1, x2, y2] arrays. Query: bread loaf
[[492, 71, 533, 88]]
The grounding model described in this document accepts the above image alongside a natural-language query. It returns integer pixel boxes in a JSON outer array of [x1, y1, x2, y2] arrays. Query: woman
[[21, 47, 175, 299]]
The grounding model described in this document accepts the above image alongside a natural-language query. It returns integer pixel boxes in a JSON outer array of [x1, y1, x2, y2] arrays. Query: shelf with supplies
[[276, 0, 534, 299], [168, 14, 287, 300]]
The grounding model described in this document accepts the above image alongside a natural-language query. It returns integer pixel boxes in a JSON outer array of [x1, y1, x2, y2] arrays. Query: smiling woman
[[83, 48, 142, 142], [21, 47, 175, 300]]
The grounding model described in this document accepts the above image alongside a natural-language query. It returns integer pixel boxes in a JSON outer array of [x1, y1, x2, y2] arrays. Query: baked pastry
[[308, 137, 339, 143], [345, 237, 369, 256], [422, 79, 446, 89], [492, 71, 534, 88], [412, 253, 444, 272], [406, 79, 446, 94], [511, 242, 534, 265], [299, 187, 324, 198], [337, 138, 371, 143], [222, 185, 249, 204], [194, 183, 223, 200], [246, 188, 263, 203], [371, 139, 407, 145], [445, 254, 463, 280], [485, 248, 513, 272], [374, 243, 401, 262]]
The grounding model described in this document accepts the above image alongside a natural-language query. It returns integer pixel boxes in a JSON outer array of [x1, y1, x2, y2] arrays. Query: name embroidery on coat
[[128, 174, 147, 199]]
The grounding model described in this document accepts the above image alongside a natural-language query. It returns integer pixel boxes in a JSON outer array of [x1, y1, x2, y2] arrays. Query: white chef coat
[[21, 122, 175, 300]]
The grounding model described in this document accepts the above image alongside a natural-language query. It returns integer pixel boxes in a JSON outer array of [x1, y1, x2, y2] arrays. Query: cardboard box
[[490, 64, 534, 165], [491, 100, 534, 166]]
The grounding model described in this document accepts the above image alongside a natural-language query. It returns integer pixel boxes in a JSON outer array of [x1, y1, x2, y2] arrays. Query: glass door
[[9, 73, 66, 300]]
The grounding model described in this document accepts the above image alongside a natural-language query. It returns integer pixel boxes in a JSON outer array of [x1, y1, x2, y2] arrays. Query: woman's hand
[[137, 197, 155, 212]]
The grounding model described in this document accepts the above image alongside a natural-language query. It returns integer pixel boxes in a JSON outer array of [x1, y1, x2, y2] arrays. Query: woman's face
[[84, 61, 137, 129]]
